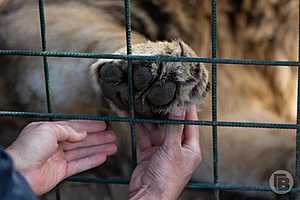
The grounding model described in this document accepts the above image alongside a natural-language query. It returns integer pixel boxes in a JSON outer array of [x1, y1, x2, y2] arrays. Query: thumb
[[164, 107, 186, 145], [53, 124, 87, 143]]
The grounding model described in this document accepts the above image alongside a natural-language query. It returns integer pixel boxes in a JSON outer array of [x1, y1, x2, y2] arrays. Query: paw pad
[[92, 41, 209, 117], [147, 81, 177, 106]]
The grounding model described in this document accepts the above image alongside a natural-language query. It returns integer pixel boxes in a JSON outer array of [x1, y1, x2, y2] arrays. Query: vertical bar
[[124, 0, 137, 168], [38, 0, 52, 113], [211, 0, 219, 199], [296, 0, 300, 198], [38, 0, 59, 199]]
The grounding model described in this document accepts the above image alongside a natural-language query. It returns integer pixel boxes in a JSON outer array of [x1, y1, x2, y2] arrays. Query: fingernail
[[171, 107, 186, 118]]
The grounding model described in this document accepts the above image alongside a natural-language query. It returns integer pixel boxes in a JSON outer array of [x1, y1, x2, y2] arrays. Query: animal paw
[[91, 40, 209, 117]]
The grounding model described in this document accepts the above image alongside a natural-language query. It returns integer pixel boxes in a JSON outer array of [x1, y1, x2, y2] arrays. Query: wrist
[[129, 185, 160, 200], [5, 146, 23, 171], [129, 184, 179, 200], [5, 146, 40, 195]]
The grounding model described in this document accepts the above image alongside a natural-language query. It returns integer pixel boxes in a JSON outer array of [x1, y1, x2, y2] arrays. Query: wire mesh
[[0, 0, 300, 199], [38, 0, 61, 199], [210, 0, 219, 199]]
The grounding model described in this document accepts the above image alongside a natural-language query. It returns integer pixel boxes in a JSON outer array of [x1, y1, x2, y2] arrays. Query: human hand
[[129, 105, 202, 200], [6, 120, 117, 195]]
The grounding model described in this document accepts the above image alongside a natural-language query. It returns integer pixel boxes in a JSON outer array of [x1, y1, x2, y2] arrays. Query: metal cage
[[1, 0, 300, 199]]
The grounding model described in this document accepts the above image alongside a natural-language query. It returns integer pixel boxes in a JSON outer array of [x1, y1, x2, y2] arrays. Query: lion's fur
[[0, 0, 298, 199]]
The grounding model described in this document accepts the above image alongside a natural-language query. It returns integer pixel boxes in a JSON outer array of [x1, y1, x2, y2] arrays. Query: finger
[[136, 124, 152, 151], [64, 143, 117, 161], [62, 131, 116, 151], [145, 124, 164, 146], [56, 120, 107, 133], [52, 124, 87, 143], [21, 122, 87, 144], [144, 124, 157, 132], [66, 154, 107, 176], [164, 107, 186, 145], [182, 105, 200, 149]]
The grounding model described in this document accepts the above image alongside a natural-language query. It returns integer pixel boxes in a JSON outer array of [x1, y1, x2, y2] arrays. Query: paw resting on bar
[[91, 40, 210, 117]]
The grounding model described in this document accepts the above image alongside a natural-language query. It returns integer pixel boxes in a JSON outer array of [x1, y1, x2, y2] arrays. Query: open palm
[[6, 120, 117, 195]]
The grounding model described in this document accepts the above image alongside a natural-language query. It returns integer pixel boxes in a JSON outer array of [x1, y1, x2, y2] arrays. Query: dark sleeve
[[0, 148, 38, 200]]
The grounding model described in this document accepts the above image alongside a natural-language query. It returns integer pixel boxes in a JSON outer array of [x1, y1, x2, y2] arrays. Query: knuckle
[[43, 122, 58, 130], [33, 122, 51, 130], [107, 130, 116, 136], [193, 146, 201, 155], [41, 122, 66, 134], [192, 151, 202, 165], [194, 151, 202, 161], [174, 124, 183, 131], [168, 124, 183, 134], [27, 121, 43, 128], [185, 145, 202, 164], [111, 144, 118, 152], [110, 133, 117, 140]]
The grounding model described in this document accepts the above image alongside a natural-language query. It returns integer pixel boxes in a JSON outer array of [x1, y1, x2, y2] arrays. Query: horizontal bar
[[66, 176, 300, 192], [188, 182, 300, 193], [0, 111, 297, 129], [0, 49, 299, 66], [218, 121, 296, 129]]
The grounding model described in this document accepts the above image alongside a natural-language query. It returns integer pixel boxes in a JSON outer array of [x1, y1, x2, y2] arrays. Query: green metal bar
[[0, 0, 299, 197], [124, 0, 137, 168], [211, 0, 219, 199], [1, 49, 300, 66], [38, 0, 52, 114], [66, 176, 300, 193], [37, 0, 60, 199], [0, 111, 299, 129]]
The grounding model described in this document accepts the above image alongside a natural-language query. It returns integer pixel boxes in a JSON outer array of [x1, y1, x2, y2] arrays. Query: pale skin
[[5, 105, 201, 199], [129, 105, 202, 200], [6, 120, 117, 195]]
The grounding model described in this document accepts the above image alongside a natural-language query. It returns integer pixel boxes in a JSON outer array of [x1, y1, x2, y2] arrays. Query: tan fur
[[91, 40, 209, 117]]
